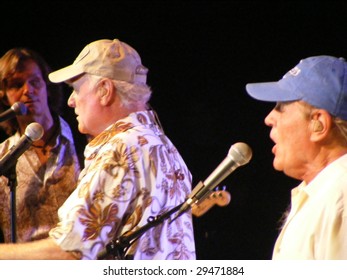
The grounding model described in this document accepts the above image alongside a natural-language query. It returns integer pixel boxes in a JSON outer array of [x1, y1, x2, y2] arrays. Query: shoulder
[[56, 116, 76, 141], [0, 134, 19, 156]]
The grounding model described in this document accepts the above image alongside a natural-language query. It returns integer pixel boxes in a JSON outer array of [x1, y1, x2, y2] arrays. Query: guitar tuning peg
[[215, 186, 220, 191], [222, 185, 227, 190]]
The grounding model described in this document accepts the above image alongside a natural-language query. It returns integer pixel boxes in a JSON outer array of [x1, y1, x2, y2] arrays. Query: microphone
[[172, 142, 252, 221], [0, 102, 28, 122], [0, 122, 44, 175]]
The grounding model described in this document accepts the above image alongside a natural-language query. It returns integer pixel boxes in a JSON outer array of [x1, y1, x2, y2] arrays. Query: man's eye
[[274, 103, 285, 112], [7, 81, 23, 89], [274, 102, 292, 112], [30, 79, 43, 88]]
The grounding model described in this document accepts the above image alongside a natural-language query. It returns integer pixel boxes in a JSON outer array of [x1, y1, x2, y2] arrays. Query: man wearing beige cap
[[0, 39, 196, 260]]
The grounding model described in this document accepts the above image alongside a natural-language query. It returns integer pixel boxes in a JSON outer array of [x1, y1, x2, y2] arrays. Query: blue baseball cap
[[246, 55, 347, 120]]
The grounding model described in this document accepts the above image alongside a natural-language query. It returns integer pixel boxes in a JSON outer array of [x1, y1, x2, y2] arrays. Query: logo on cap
[[288, 66, 301, 77]]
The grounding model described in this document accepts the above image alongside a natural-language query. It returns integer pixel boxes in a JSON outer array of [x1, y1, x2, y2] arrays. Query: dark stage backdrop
[[1, 1, 346, 259]]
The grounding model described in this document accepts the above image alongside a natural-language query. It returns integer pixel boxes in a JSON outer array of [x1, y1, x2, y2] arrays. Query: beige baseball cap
[[49, 39, 148, 84]]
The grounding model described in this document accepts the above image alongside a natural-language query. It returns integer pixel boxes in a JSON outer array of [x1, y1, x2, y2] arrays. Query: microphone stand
[[98, 202, 184, 260], [3, 164, 18, 243]]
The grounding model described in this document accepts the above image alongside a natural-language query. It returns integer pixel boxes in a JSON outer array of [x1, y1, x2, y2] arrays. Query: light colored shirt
[[49, 110, 196, 260], [273, 154, 347, 259], [0, 117, 80, 242]]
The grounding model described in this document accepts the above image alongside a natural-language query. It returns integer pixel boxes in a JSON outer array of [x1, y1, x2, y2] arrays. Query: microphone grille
[[228, 142, 252, 166], [25, 122, 44, 141], [12, 102, 28, 116]]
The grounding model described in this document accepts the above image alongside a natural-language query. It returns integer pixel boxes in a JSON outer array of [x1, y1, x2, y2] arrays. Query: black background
[[2, 1, 347, 259]]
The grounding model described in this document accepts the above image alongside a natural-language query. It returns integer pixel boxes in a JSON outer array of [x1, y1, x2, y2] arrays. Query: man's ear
[[98, 79, 114, 106], [309, 110, 332, 141]]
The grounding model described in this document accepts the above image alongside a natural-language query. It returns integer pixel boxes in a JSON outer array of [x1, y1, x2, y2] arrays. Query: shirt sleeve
[[50, 141, 139, 259]]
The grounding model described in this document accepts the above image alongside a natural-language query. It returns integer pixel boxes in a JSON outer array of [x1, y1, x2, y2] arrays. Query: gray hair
[[299, 101, 347, 144], [333, 118, 347, 144], [86, 74, 152, 109]]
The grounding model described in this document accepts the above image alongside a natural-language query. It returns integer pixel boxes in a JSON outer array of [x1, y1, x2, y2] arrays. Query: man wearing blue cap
[[246, 55, 347, 259]]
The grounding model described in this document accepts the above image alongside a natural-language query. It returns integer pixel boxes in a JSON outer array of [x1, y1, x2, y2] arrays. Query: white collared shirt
[[273, 154, 347, 259]]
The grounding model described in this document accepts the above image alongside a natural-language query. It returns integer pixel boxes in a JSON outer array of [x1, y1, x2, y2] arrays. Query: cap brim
[[48, 64, 85, 83], [246, 82, 299, 102]]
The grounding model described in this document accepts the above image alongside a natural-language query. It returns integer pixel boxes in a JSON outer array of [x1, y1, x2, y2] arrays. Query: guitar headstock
[[192, 189, 231, 217]]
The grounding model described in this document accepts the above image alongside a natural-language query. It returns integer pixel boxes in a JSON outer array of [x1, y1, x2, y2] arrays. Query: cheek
[[79, 98, 94, 115], [276, 124, 308, 169], [272, 123, 295, 161], [6, 92, 21, 104], [77, 98, 98, 124], [277, 124, 303, 154], [38, 88, 49, 102]]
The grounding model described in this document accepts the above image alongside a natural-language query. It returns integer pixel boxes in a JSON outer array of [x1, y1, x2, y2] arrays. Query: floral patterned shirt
[[49, 110, 196, 260], [0, 117, 80, 243]]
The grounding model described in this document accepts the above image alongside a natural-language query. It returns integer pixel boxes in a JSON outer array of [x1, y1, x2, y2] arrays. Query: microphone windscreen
[[25, 122, 44, 141], [228, 142, 252, 166], [12, 102, 28, 116]]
